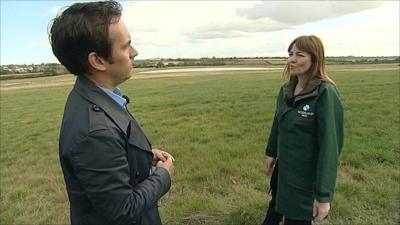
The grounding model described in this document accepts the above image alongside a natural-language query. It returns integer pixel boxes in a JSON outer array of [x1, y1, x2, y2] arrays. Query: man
[[49, 1, 174, 224]]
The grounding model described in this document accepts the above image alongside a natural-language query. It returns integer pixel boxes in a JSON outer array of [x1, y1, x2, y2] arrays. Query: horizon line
[[1, 55, 399, 66]]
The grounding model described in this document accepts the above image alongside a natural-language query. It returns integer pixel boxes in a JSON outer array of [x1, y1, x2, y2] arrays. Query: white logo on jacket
[[298, 104, 314, 118]]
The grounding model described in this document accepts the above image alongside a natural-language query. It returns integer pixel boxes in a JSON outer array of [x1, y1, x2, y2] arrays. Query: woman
[[261, 35, 344, 225]]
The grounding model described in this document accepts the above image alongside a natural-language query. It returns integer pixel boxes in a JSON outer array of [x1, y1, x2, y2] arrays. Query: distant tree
[[156, 61, 166, 68]]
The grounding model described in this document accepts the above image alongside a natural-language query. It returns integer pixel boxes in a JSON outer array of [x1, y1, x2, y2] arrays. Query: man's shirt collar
[[98, 86, 127, 109]]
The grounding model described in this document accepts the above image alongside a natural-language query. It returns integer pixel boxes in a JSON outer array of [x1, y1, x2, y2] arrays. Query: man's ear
[[87, 52, 107, 72]]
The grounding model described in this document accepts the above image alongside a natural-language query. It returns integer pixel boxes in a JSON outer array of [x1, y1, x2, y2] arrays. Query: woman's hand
[[266, 156, 276, 176], [313, 200, 330, 222]]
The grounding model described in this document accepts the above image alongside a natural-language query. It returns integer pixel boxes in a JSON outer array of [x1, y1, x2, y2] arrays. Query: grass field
[[0, 64, 399, 225]]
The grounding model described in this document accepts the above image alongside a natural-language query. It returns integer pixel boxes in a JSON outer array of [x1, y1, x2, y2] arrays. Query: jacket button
[[136, 172, 140, 177], [92, 105, 101, 112]]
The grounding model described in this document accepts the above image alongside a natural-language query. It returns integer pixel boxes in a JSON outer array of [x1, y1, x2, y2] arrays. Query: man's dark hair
[[48, 0, 122, 76]]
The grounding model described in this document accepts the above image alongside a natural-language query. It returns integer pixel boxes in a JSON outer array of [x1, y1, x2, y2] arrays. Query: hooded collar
[[283, 77, 322, 105], [73, 75, 131, 136]]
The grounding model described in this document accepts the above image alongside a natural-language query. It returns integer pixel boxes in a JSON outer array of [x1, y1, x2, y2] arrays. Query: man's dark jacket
[[59, 76, 171, 225]]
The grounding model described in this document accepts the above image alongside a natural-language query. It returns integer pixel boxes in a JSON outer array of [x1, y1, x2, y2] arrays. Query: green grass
[[1, 64, 399, 225]]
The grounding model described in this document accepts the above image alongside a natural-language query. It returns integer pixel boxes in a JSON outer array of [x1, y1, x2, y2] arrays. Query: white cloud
[[183, 17, 290, 40], [28, 35, 50, 49], [124, 1, 385, 43], [120, 1, 398, 58], [122, 1, 262, 42], [122, 1, 293, 58], [50, 6, 61, 15], [294, 2, 399, 56], [236, 1, 384, 25], [1, 1, 398, 65]]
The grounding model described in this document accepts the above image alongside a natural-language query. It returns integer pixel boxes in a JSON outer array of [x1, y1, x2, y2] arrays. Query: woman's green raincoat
[[266, 78, 344, 220]]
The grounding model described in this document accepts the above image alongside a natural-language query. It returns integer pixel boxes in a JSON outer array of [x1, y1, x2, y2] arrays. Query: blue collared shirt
[[98, 86, 127, 109]]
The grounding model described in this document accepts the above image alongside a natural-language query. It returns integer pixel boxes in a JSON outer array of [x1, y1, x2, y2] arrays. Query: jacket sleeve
[[68, 129, 171, 224], [315, 85, 344, 203], [265, 88, 283, 157]]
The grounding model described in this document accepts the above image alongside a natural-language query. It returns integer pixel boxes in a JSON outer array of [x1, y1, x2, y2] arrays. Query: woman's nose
[[288, 56, 296, 63]]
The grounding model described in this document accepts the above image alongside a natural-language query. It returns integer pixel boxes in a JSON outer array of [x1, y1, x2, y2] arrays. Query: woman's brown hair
[[283, 35, 335, 86]]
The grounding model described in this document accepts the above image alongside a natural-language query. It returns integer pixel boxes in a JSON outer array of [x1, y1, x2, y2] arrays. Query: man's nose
[[130, 47, 138, 59]]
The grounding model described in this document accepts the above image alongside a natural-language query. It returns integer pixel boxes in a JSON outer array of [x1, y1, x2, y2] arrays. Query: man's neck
[[86, 73, 116, 90]]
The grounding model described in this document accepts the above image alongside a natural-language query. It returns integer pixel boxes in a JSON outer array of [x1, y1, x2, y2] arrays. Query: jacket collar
[[283, 77, 322, 104], [73, 75, 131, 136]]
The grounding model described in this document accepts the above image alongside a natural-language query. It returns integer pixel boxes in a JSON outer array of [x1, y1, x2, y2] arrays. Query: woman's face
[[288, 44, 312, 76]]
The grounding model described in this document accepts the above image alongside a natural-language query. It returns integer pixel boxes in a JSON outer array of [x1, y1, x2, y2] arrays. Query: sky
[[0, 1, 399, 65]]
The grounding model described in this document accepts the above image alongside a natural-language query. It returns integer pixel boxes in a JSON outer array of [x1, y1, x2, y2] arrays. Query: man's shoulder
[[60, 89, 90, 149], [63, 88, 92, 122], [60, 89, 116, 150]]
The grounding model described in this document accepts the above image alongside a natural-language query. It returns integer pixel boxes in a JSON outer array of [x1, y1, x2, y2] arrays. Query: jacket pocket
[[287, 173, 314, 195], [294, 116, 315, 133]]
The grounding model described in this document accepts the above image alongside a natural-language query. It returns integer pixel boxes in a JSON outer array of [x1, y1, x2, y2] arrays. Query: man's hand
[[156, 154, 174, 176], [152, 149, 175, 164], [153, 149, 175, 176], [313, 201, 330, 222], [266, 156, 276, 176]]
